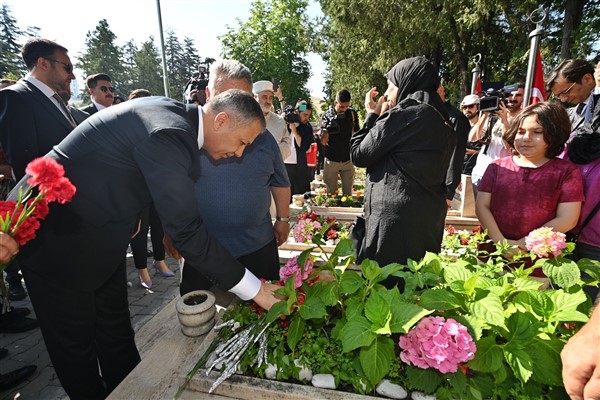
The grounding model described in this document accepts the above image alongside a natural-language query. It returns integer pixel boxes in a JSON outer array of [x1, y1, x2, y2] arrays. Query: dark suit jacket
[[568, 94, 600, 131], [0, 80, 77, 180], [17, 96, 246, 292], [69, 106, 90, 125], [79, 103, 98, 115]]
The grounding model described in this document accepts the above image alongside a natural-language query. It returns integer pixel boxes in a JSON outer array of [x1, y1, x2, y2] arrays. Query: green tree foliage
[[164, 30, 202, 101], [220, 0, 313, 106], [316, 0, 599, 108], [0, 4, 36, 79], [76, 19, 126, 102], [133, 37, 165, 97]]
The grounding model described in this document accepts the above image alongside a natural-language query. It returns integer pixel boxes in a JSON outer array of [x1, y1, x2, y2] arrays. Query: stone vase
[[176, 290, 216, 337]]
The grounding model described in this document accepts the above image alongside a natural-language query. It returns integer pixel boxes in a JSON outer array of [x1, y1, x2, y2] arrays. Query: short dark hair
[[295, 100, 312, 111], [21, 38, 68, 70], [208, 89, 266, 132], [546, 59, 595, 91], [86, 73, 112, 89], [336, 89, 351, 103], [503, 102, 571, 158], [128, 89, 152, 100]]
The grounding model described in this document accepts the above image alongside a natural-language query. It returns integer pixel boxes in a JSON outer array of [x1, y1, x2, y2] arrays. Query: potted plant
[[180, 226, 600, 399]]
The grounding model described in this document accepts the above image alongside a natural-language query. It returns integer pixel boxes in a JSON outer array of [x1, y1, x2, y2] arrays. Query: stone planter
[[176, 290, 216, 337]]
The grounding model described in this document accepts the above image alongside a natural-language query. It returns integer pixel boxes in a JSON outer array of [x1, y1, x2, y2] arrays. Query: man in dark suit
[[547, 59, 599, 131], [0, 38, 79, 314], [79, 73, 114, 115], [11, 90, 281, 399]]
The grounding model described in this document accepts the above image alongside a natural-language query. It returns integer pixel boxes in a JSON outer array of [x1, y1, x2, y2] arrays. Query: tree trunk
[[561, 0, 585, 59]]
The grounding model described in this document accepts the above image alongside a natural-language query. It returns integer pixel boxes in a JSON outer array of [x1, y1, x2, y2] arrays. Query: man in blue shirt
[[179, 60, 290, 295]]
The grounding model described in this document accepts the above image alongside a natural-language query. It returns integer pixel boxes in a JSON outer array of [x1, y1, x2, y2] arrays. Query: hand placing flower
[[524, 226, 567, 258], [0, 157, 76, 312], [399, 316, 476, 374]]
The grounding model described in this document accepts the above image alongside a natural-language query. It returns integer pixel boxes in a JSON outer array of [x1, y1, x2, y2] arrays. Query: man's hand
[[562, 306, 600, 400], [365, 87, 386, 114], [0, 232, 18, 264], [163, 234, 181, 259], [252, 281, 285, 310], [274, 221, 290, 246]]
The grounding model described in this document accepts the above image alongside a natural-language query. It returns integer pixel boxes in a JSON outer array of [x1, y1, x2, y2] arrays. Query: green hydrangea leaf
[[468, 293, 506, 328], [306, 280, 338, 307], [362, 259, 383, 282], [265, 300, 291, 323], [298, 296, 327, 320], [419, 289, 462, 311], [541, 258, 580, 289], [504, 345, 534, 383], [513, 290, 553, 319], [365, 290, 390, 325], [529, 337, 564, 386], [331, 238, 354, 259], [360, 336, 395, 387], [443, 261, 474, 283], [340, 270, 364, 295], [468, 336, 503, 373], [551, 290, 588, 320], [578, 258, 600, 281], [405, 365, 444, 393], [505, 312, 536, 345], [389, 302, 432, 334], [340, 316, 376, 352], [286, 316, 305, 351]]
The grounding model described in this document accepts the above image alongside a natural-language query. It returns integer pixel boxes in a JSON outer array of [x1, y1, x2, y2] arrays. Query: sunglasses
[[98, 86, 115, 93], [552, 81, 577, 100], [461, 104, 476, 110], [44, 57, 73, 74]]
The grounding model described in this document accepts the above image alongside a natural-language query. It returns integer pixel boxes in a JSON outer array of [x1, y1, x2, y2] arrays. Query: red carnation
[[30, 198, 49, 220], [26, 157, 65, 187]]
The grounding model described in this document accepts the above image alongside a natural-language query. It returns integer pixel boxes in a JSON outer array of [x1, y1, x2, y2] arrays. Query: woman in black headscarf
[[350, 56, 455, 290]]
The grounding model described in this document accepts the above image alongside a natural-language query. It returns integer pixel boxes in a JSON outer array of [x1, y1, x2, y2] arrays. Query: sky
[[2, 0, 327, 98]]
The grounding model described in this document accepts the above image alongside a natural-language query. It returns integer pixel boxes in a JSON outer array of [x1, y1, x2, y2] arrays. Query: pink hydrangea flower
[[399, 316, 476, 374], [524, 227, 567, 258], [293, 219, 322, 243], [279, 256, 314, 288]]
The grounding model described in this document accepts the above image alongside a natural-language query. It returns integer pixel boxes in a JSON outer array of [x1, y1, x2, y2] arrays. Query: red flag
[[473, 77, 482, 95], [529, 50, 547, 104]]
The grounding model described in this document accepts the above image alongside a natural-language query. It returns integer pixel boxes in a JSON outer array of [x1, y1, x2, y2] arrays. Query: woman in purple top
[[476, 102, 584, 274]]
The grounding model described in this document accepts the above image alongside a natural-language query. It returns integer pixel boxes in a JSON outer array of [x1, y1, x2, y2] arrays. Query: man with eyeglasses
[[547, 59, 599, 131], [80, 73, 114, 115], [460, 94, 482, 175]]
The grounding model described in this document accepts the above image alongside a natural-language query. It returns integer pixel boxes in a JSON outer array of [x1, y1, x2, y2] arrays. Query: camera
[[183, 65, 210, 105], [283, 105, 301, 123], [321, 108, 345, 135], [479, 83, 520, 112]]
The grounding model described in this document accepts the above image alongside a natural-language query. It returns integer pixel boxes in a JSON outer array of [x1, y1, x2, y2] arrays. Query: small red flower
[[446, 225, 456, 235]]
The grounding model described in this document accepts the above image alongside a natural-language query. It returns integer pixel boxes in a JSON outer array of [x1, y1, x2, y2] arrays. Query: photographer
[[470, 83, 524, 195], [320, 90, 359, 195], [183, 65, 209, 105], [283, 100, 314, 199]]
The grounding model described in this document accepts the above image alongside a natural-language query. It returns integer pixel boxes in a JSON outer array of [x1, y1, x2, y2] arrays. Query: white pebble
[[411, 392, 436, 400], [311, 373, 336, 389], [375, 379, 408, 399], [294, 359, 313, 381], [264, 363, 278, 379]]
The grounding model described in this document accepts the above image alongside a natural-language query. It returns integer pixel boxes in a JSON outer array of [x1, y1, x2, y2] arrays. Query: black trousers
[[22, 258, 140, 400], [180, 238, 280, 296], [130, 203, 166, 269]]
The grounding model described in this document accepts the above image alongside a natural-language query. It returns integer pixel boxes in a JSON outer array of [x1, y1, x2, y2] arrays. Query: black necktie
[[52, 93, 77, 128], [576, 102, 586, 117]]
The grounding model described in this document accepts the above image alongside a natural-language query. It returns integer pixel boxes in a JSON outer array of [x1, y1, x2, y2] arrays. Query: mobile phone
[[272, 78, 280, 92]]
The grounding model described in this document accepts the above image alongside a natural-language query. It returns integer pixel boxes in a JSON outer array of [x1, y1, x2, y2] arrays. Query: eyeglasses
[[552, 81, 577, 100], [98, 86, 115, 93], [44, 57, 73, 74], [461, 104, 476, 110]]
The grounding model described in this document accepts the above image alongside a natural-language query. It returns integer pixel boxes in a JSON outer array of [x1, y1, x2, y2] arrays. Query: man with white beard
[[253, 80, 292, 160]]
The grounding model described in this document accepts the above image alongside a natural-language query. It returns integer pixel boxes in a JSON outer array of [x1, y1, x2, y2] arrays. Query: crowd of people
[[0, 35, 599, 400]]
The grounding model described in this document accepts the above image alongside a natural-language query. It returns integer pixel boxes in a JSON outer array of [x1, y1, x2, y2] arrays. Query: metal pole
[[523, 9, 546, 108], [471, 54, 482, 94], [156, 0, 170, 97]]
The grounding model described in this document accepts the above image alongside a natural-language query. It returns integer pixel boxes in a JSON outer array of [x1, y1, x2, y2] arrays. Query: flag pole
[[523, 8, 546, 108], [156, 0, 170, 97], [471, 53, 482, 94]]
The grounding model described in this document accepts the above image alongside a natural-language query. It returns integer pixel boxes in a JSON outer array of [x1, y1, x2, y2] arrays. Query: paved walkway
[[0, 243, 182, 400]]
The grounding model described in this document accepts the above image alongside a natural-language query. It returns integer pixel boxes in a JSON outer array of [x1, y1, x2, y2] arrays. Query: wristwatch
[[275, 216, 290, 222]]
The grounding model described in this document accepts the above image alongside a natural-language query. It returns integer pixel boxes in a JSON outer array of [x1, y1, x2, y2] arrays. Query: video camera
[[320, 108, 346, 135], [183, 65, 210, 105], [283, 103, 308, 124], [479, 83, 520, 113]]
